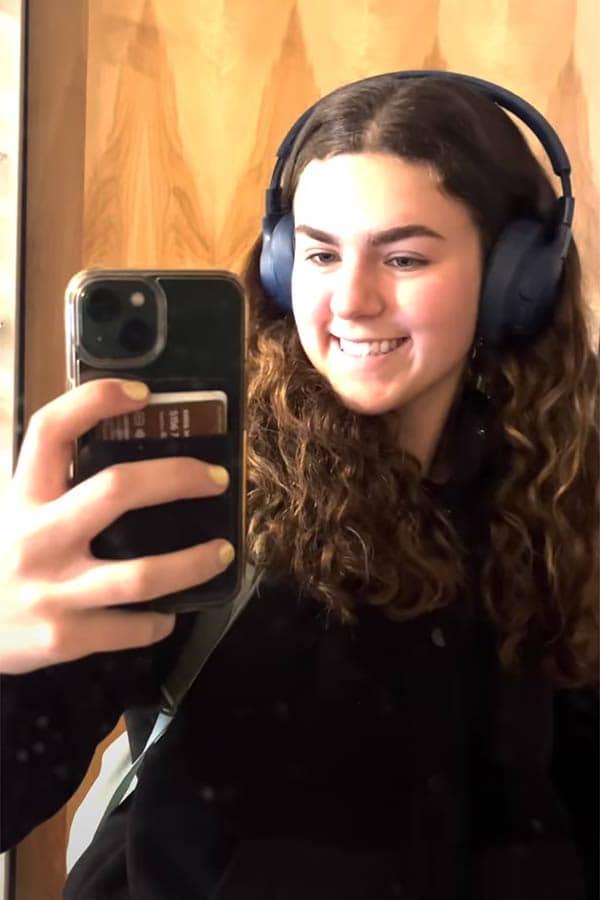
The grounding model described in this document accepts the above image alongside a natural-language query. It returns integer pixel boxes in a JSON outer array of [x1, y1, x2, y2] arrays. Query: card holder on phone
[[95, 390, 227, 440]]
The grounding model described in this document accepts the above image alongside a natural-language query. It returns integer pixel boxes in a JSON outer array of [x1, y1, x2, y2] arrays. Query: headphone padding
[[260, 212, 295, 312], [478, 219, 560, 344]]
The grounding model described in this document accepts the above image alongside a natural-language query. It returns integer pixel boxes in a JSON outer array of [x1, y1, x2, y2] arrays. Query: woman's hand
[[0, 379, 235, 674]]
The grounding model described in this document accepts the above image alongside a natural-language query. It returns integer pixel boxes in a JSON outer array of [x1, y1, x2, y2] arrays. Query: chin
[[333, 390, 403, 418]]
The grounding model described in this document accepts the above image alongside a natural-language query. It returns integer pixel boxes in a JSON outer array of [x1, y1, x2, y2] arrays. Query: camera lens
[[119, 318, 154, 354], [86, 287, 121, 323]]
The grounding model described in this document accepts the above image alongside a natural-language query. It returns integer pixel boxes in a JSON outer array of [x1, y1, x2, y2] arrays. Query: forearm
[[0, 612, 194, 850]]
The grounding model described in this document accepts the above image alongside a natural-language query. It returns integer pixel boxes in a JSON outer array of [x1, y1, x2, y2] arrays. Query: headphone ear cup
[[259, 212, 295, 312], [478, 219, 563, 344]]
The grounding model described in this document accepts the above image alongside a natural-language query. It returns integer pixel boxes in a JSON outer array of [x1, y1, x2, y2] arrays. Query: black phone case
[[67, 270, 246, 613]]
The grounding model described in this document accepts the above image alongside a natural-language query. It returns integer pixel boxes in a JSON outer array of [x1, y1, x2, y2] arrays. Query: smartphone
[[65, 269, 247, 613]]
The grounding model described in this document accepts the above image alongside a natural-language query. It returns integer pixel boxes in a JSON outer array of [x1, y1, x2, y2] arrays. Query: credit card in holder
[[96, 390, 228, 440]]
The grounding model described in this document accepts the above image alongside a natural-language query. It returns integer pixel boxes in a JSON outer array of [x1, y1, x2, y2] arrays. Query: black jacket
[[1, 573, 597, 900], [1, 390, 597, 898]]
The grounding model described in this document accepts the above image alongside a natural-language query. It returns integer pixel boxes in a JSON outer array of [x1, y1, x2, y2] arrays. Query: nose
[[328, 256, 385, 319]]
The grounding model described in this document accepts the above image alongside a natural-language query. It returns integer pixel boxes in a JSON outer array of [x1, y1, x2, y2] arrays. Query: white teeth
[[338, 337, 405, 357]]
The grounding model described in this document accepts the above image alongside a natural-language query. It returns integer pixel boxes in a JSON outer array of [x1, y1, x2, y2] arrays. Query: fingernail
[[209, 465, 230, 487], [121, 381, 149, 401], [218, 542, 235, 567], [156, 615, 175, 638]]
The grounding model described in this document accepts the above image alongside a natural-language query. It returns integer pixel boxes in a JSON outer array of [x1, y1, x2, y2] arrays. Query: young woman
[[1, 72, 598, 899]]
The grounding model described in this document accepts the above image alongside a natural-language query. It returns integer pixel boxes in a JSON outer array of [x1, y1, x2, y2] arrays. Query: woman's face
[[291, 152, 483, 463]]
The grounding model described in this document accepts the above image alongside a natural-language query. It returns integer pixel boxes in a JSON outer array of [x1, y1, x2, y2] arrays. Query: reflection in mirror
[[1, 3, 599, 899], [0, 0, 23, 893], [0, 0, 22, 495]]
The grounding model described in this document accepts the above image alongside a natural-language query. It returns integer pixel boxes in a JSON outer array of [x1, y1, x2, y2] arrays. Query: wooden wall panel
[[80, 0, 600, 313], [15, 0, 87, 891], [14, 1, 600, 896], [82, 0, 319, 271], [21, 0, 87, 422]]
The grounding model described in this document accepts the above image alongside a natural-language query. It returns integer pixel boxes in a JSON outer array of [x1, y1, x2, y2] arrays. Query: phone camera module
[[80, 277, 165, 365], [119, 318, 154, 354], [86, 287, 121, 323]]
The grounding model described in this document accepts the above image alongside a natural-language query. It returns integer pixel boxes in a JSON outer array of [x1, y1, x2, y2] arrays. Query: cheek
[[291, 268, 329, 338], [410, 266, 480, 337]]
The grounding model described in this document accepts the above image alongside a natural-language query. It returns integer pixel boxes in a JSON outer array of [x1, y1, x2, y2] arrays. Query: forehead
[[292, 152, 473, 238]]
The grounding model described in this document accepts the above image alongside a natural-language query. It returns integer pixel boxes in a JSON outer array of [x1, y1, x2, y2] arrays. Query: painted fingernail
[[121, 381, 149, 400], [209, 465, 230, 487], [218, 542, 235, 567]]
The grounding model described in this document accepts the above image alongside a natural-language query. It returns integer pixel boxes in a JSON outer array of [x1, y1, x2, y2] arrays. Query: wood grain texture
[[21, 0, 87, 423], [80, 0, 600, 314], [0, 1, 21, 496], [15, 1, 88, 895], [16, 1, 600, 896], [64, 719, 126, 839]]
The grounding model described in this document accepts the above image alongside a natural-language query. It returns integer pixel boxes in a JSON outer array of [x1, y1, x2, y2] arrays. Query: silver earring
[[470, 336, 485, 363], [469, 338, 493, 399]]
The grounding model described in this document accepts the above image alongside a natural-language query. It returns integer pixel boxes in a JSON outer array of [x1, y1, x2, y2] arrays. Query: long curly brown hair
[[243, 75, 599, 688]]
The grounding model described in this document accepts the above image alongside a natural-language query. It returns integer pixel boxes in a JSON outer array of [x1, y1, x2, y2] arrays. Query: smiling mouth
[[334, 336, 411, 358]]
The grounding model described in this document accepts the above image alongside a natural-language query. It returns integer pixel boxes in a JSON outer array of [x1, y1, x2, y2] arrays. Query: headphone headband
[[266, 70, 573, 227]]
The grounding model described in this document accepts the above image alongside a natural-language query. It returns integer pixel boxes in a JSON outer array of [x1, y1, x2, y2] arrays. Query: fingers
[[58, 538, 235, 610], [50, 456, 230, 547], [0, 609, 177, 674], [0, 521, 233, 673], [71, 610, 177, 658], [1, 377, 238, 674], [13, 379, 151, 505]]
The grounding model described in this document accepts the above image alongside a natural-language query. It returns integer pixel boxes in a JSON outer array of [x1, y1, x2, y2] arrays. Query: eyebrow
[[294, 223, 445, 245]]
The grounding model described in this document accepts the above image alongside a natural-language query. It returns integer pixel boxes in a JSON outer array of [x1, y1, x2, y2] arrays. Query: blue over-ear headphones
[[259, 70, 574, 347]]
